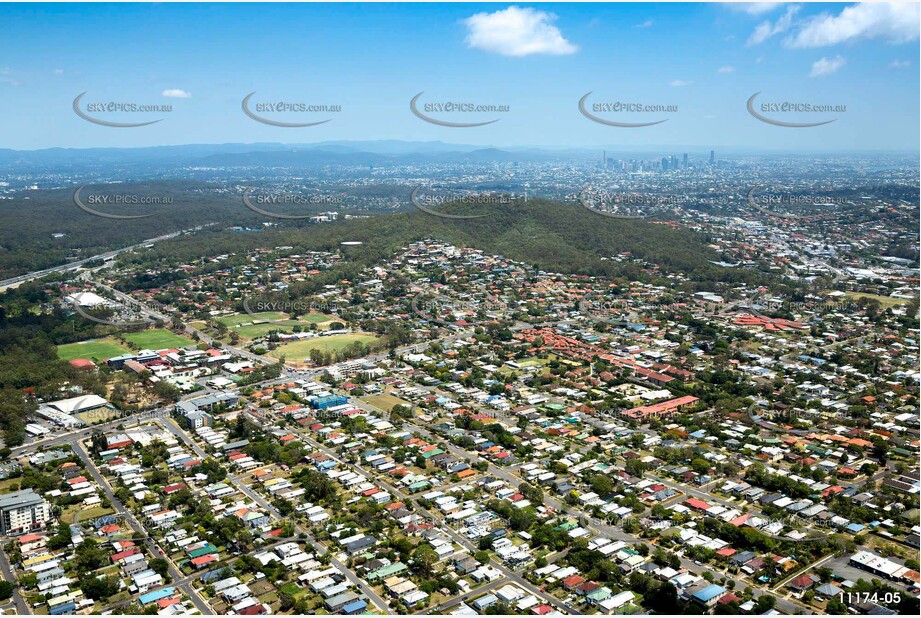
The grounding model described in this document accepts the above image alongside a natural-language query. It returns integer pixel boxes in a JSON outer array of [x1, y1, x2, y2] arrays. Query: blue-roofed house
[[49, 601, 76, 615], [342, 599, 368, 615], [691, 584, 728, 607], [139, 587, 175, 605]]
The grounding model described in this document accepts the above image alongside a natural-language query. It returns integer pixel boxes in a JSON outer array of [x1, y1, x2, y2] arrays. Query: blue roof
[[342, 599, 368, 613], [50, 602, 76, 615], [139, 587, 175, 604], [693, 584, 727, 602]]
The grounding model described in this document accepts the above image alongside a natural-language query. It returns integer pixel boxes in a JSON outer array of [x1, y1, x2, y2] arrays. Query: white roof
[[47, 394, 108, 413]]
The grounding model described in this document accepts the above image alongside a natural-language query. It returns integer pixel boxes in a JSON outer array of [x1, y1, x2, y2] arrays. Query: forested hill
[[1, 180, 760, 285], [126, 197, 756, 286]]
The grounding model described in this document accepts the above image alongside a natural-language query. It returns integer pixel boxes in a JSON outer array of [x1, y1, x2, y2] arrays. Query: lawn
[[303, 313, 337, 324], [842, 291, 911, 309], [122, 329, 195, 350], [216, 311, 338, 340], [76, 408, 124, 424], [278, 582, 302, 597], [56, 338, 131, 362], [217, 311, 289, 325], [516, 356, 554, 368], [361, 393, 412, 412], [61, 505, 114, 525], [268, 333, 380, 365]]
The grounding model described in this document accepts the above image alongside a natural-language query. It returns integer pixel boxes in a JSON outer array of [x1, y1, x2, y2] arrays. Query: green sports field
[[267, 333, 380, 364], [57, 338, 131, 362], [122, 329, 195, 350], [215, 311, 338, 340]]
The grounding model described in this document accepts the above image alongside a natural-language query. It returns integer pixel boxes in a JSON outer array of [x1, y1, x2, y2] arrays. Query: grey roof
[[0, 488, 44, 510]]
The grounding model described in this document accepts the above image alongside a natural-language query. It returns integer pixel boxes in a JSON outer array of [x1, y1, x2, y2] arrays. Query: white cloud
[[462, 6, 578, 56], [0, 68, 20, 86], [726, 2, 784, 16], [669, 79, 693, 87], [786, 2, 920, 48], [162, 88, 191, 98], [747, 5, 800, 45], [53, 69, 64, 75], [717, 66, 735, 74], [634, 19, 655, 28], [888, 59, 911, 69], [809, 55, 846, 77]]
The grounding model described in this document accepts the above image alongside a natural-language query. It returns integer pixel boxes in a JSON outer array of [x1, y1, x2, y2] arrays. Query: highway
[[0, 225, 213, 292]]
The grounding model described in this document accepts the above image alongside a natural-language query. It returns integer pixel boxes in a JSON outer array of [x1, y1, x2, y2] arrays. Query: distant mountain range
[[2, 141, 910, 173], [0, 141, 592, 169]]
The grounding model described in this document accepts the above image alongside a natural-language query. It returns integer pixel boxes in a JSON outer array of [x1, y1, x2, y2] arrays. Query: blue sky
[[0, 2, 918, 151]]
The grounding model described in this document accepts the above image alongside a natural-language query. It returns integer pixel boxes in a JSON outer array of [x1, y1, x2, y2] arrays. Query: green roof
[[368, 562, 407, 581], [188, 543, 218, 558]]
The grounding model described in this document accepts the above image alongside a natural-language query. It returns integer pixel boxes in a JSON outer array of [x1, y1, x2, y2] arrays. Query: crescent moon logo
[[410, 186, 491, 220], [241, 92, 333, 127], [746, 92, 836, 128], [73, 185, 154, 220], [242, 188, 315, 219], [578, 187, 649, 219], [409, 92, 500, 128], [578, 92, 668, 128], [72, 93, 163, 128], [746, 186, 803, 220]]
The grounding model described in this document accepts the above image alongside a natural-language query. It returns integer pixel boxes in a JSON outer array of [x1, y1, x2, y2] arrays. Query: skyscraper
[[683, 153, 688, 168], [709, 150, 715, 165]]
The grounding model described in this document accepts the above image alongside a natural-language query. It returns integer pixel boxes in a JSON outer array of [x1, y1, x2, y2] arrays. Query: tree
[[691, 458, 711, 474], [80, 575, 120, 601], [149, 558, 170, 578], [589, 474, 614, 496], [75, 539, 108, 571], [508, 509, 534, 532], [412, 543, 439, 577], [0, 581, 13, 600], [278, 592, 295, 611], [753, 594, 776, 613], [826, 597, 847, 614]]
